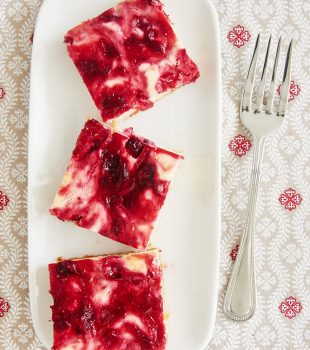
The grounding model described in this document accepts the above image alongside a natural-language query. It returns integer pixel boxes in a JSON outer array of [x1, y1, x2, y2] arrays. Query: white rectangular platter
[[28, 0, 221, 349]]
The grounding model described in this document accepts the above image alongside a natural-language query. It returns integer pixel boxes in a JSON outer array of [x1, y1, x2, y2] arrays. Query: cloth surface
[[0, 0, 309, 349]]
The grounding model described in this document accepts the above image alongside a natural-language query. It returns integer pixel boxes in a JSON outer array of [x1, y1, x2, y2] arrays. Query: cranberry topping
[[64, 36, 73, 45], [136, 16, 170, 56], [58, 184, 70, 196], [76, 59, 99, 77], [64, 0, 199, 122], [55, 261, 79, 278], [125, 137, 145, 158], [98, 8, 122, 23], [104, 263, 123, 280], [50, 119, 182, 249], [54, 317, 71, 331], [156, 48, 200, 93], [101, 152, 131, 193], [72, 119, 110, 159], [100, 41, 119, 59], [101, 92, 128, 117], [80, 303, 96, 333], [114, 66, 128, 75], [123, 13, 173, 66], [49, 251, 166, 350], [70, 214, 83, 222], [136, 162, 156, 187]]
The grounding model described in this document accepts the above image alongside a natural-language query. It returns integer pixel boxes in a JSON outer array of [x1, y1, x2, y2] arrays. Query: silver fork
[[223, 34, 293, 322]]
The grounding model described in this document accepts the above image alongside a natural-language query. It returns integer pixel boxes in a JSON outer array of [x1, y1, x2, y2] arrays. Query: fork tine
[[255, 35, 271, 112], [278, 39, 293, 116], [266, 37, 281, 114], [241, 34, 261, 112]]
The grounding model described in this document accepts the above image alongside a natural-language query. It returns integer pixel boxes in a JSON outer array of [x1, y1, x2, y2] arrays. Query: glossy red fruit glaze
[[156, 49, 200, 93], [65, 0, 199, 122], [50, 119, 182, 249], [49, 250, 166, 350]]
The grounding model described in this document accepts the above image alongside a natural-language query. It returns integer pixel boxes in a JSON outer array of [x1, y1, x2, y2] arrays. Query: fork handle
[[224, 137, 266, 321]]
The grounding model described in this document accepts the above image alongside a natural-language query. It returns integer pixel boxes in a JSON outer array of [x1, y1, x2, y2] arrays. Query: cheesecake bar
[[49, 249, 166, 350], [64, 0, 200, 122], [50, 119, 182, 249]]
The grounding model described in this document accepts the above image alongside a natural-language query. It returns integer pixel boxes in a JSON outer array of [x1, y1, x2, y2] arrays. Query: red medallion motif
[[0, 87, 5, 99], [278, 188, 302, 211], [0, 191, 9, 210], [277, 81, 300, 101], [0, 297, 10, 317], [230, 244, 239, 261], [227, 25, 251, 48], [228, 134, 252, 157], [279, 296, 302, 319]]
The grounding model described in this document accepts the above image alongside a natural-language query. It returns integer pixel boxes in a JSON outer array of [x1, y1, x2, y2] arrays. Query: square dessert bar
[[49, 249, 166, 350], [64, 0, 200, 122], [50, 119, 182, 249]]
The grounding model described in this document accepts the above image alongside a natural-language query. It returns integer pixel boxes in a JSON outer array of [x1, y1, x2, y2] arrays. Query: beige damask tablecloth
[[0, 0, 309, 349]]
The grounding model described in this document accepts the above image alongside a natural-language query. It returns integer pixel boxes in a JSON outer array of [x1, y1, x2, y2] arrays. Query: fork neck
[[253, 135, 267, 146], [251, 136, 267, 183]]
